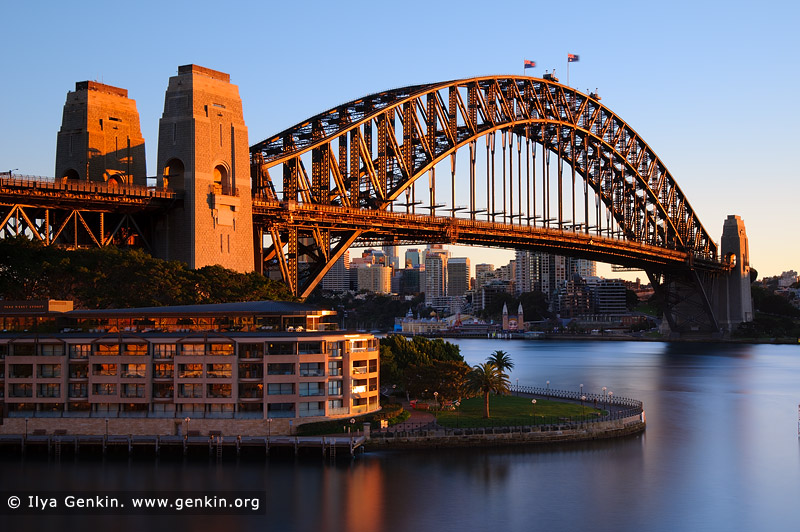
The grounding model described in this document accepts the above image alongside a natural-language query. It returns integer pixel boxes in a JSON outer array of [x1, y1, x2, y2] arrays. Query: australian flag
[[524, 60, 536, 69], [568, 54, 580, 62]]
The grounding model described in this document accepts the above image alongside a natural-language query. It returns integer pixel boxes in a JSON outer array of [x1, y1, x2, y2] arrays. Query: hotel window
[[69, 383, 88, 398], [121, 363, 146, 378], [153, 363, 173, 379], [328, 342, 342, 358], [369, 360, 377, 373], [121, 384, 145, 398], [266, 402, 294, 418], [299, 362, 324, 377], [266, 342, 295, 355], [93, 383, 117, 396], [93, 364, 117, 376], [69, 344, 91, 359], [180, 344, 205, 356], [238, 363, 262, 379], [267, 383, 294, 395], [352, 361, 368, 375], [10, 383, 33, 397], [179, 364, 203, 378], [95, 343, 120, 356], [152, 344, 176, 359], [153, 383, 174, 399], [37, 364, 62, 378], [12, 344, 35, 356], [39, 344, 64, 356], [298, 401, 324, 417], [298, 342, 322, 355], [328, 399, 344, 410], [369, 377, 378, 392], [206, 364, 232, 378], [0, 344, 7, 359], [352, 397, 367, 407], [327, 380, 342, 396], [207, 383, 232, 398], [299, 382, 324, 397], [123, 343, 148, 356], [10, 364, 33, 378], [328, 360, 342, 376], [239, 383, 263, 399], [267, 363, 294, 376], [238, 343, 264, 359], [352, 379, 367, 394], [208, 343, 234, 356], [179, 383, 203, 398], [69, 363, 88, 378]]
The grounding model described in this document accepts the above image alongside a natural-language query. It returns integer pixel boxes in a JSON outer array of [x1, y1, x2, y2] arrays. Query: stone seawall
[[367, 414, 645, 450]]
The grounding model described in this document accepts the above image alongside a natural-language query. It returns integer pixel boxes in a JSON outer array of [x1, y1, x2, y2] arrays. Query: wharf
[[0, 433, 367, 459]]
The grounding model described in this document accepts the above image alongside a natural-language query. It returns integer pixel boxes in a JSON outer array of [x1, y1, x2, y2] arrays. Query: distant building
[[405, 248, 421, 268], [424, 245, 449, 304], [447, 257, 470, 297], [356, 264, 392, 294], [321, 250, 350, 293]]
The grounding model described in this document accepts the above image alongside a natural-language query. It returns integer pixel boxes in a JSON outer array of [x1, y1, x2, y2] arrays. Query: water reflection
[[2, 340, 799, 532]]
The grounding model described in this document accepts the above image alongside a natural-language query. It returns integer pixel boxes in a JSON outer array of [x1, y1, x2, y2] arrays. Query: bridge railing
[[372, 386, 643, 436], [1, 175, 177, 199]]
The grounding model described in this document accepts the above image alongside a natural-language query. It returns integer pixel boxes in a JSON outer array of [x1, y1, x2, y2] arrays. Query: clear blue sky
[[1, 0, 797, 279]]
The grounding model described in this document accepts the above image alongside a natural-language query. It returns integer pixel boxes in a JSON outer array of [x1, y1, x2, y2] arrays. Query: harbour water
[[2, 339, 800, 531]]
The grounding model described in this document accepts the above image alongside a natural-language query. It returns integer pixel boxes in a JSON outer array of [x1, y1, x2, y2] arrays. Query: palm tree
[[487, 350, 514, 373], [466, 362, 511, 418]]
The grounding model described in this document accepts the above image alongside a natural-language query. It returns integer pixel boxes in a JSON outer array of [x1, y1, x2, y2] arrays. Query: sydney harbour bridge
[[0, 68, 751, 335]]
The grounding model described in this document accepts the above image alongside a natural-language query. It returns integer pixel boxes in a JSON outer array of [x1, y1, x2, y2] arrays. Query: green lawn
[[433, 394, 605, 428]]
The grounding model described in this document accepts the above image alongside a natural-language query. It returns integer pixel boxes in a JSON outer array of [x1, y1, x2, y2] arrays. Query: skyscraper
[[447, 257, 470, 297]]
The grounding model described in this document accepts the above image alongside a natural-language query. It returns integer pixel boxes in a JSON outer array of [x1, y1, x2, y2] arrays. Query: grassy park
[[430, 395, 606, 428]]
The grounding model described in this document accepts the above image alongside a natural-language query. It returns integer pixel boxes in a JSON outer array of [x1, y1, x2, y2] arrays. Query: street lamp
[[531, 399, 537, 424], [516, 378, 519, 395], [433, 391, 439, 410], [25, 418, 29, 438], [105, 418, 109, 437], [602, 387, 607, 411], [546, 380, 550, 398], [185, 417, 190, 438], [267, 418, 272, 439], [455, 401, 461, 428], [349, 418, 355, 436], [580, 383, 584, 397], [581, 395, 586, 420]]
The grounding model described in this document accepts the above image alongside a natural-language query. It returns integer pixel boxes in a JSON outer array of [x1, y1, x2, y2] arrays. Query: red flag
[[568, 54, 580, 62]]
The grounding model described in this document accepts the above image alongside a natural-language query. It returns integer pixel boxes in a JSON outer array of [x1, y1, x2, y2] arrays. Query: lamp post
[[580, 383, 584, 397], [105, 418, 109, 437], [581, 395, 586, 420], [531, 399, 537, 425], [602, 387, 607, 412], [546, 380, 550, 398], [516, 379, 519, 395], [185, 417, 190, 439], [433, 391, 438, 411], [268, 418, 272, 439], [25, 418, 29, 439], [8, 168, 18, 178], [455, 401, 461, 428]]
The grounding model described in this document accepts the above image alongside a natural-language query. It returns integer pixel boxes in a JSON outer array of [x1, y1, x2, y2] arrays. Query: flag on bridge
[[568, 54, 580, 62], [524, 60, 536, 69]]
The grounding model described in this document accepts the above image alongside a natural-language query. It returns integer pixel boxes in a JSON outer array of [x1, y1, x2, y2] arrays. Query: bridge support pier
[[712, 215, 753, 333]]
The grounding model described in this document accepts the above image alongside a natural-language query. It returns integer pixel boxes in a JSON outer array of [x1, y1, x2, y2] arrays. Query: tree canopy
[[466, 362, 511, 418], [0, 237, 294, 308]]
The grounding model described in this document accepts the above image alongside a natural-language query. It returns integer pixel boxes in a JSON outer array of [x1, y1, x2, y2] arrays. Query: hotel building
[[0, 300, 379, 436]]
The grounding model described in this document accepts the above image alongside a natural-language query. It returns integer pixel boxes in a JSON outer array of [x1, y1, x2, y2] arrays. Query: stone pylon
[[153, 65, 254, 273], [713, 215, 754, 332], [55, 81, 146, 185]]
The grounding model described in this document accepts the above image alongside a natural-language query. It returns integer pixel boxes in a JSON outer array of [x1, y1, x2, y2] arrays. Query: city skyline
[[1, 0, 797, 280]]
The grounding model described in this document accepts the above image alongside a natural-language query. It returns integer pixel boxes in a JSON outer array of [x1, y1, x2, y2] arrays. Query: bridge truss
[[250, 75, 727, 332], [0, 176, 177, 250]]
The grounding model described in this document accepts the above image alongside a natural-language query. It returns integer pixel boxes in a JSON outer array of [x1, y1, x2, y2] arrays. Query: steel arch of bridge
[[250, 75, 723, 304]]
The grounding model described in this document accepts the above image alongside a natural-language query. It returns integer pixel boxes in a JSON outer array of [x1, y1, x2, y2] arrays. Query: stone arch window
[[213, 163, 230, 195], [163, 158, 185, 190], [61, 168, 80, 182]]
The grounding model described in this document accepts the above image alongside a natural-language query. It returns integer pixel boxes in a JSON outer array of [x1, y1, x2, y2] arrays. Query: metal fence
[[372, 385, 643, 438]]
